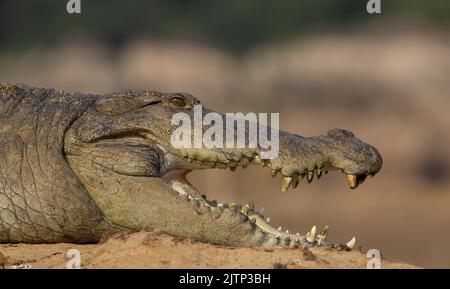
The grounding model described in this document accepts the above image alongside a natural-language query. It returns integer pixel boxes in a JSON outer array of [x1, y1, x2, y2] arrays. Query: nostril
[[340, 129, 355, 137], [327, 128, 355, 138]]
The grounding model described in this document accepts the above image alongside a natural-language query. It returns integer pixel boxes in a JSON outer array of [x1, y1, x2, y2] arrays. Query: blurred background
[[0, 0, 449, 267]]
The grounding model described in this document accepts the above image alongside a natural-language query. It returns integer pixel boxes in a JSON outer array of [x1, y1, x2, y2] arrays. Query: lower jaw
[[160, 168, 325, 248], [160, 157, 362, 249]]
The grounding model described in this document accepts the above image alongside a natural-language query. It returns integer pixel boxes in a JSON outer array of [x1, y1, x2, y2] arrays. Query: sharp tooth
[[318, 225, 329, 240], [296, 232, 300, 236], [317, 169, 322, 179], [259, 207, 265, 215], [217, 204, 224, 211], [265, 217, 271, 223], [285, 230, 289, 234], [346, 237, 356, 249], [346, 175, 359, 189], [278, 226, 282, 231], [281, 176, 292, 192], [241, 205, 250, 215], [291, 173, 299, 188], [271, 170, 277, 177], [253, 155, 261, 164], [306, 225, 317, 243], [307, 171, 314, 183]]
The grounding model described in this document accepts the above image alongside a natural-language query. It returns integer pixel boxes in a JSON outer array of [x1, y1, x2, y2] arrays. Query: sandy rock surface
[[0, 231, 417, 269]]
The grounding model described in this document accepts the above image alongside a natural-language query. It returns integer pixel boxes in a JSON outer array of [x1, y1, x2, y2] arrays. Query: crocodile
[[0, 82, 382, 249]]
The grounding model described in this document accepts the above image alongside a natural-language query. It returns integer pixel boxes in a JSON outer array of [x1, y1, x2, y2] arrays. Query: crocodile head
[[64, 90, 382, 248]]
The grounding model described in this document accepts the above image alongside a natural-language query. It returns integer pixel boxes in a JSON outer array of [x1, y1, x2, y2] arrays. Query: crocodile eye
[[169, 96, 187, 108]]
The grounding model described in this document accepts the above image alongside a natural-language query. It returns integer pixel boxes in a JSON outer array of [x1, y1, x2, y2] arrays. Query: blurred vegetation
[[0, 0, 449, 53]]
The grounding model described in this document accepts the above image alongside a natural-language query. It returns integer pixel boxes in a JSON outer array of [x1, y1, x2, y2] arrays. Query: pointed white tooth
[[318, 225, 329, 240], [278, 226, 282, 231], [281, 176, 292, 192], [346, 237, 356, 249], [265, 217, 271, 223], [296, 232, 300, 236], [285, 230, 289, 234], [307, 171, 314, 183], [346, 175, 358, 189], [306, 225, 317, 243]]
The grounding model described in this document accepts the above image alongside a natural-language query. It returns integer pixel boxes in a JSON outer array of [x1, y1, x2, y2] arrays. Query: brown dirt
[[0, 231, 416, 269]]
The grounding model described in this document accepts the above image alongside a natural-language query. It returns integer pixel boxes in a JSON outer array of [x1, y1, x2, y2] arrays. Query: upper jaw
[[161, 147, 373, 193], [159, 128, 382, 192]]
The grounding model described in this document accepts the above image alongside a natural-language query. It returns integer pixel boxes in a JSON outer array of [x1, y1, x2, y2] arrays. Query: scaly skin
[[0, 83, 382, 249]]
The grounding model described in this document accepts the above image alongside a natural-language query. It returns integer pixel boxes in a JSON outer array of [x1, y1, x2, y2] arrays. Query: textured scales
[[0, 83, 382, 249]]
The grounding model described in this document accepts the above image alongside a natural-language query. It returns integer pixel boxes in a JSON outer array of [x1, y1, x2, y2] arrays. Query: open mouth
[[161, 152, 369, 249]]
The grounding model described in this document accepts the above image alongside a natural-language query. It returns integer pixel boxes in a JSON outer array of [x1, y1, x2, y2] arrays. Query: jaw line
[[158, 155, 367, 248]]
